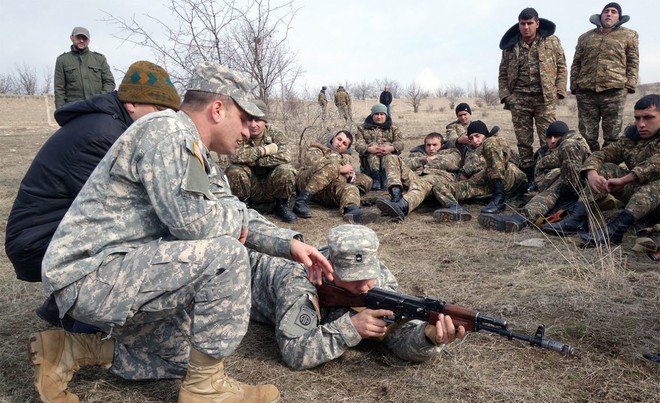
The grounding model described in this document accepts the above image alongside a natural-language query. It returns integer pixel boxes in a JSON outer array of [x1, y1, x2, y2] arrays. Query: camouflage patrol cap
[[187, 61, 264, 118], [253, 99, 269, 122], [328, 224, 380, 281]]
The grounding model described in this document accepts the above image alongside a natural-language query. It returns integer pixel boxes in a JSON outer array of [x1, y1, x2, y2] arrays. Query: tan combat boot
[[179, 349, 280, 403], [29, 330, 114, 403]]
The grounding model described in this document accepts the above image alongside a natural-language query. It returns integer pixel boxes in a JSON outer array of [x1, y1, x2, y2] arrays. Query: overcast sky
[[1, 0, 658, 95]]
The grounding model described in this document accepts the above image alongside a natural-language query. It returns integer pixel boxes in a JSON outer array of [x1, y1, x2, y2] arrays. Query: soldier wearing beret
[[250, 224, 466, 370], [29, 61, 333, 402]]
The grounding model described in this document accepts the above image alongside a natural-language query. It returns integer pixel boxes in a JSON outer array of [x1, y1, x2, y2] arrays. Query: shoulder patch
[[280, 296, 320, 338], [182, 139, 213, 199]]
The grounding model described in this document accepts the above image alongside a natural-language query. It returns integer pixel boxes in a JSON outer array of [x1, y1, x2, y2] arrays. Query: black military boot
[[388, 185, 403, 202], [579, 209, 636, 247], [376, 197, 409, 221], [379, 169, 388, 188], [273, 198, 297, 223], [342, 205, 378, 224], [524, 166, 537, 193], [542, 201, 589, 236], [292, 189, 313, 218], [478, 213, 528, 232], [432, 203, 472, 222], [481, 179, 506, 214], [370, 170, 383, 190]]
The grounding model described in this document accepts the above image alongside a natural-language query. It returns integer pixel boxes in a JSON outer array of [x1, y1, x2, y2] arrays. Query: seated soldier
[[478, 121, 590, 232], [543, 94, 660, 246], [225, 100, 298, 223], [355, 103, 404, 190], [445, 102, 473, 149], [433, 120, 526, 222], [376, 132, 462, 221], [249, 224, 466, 370], [293, 130, 376, 223]]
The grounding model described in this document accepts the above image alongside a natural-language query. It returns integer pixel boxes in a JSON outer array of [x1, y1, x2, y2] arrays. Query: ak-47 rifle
[[317, 281, 574, 356]]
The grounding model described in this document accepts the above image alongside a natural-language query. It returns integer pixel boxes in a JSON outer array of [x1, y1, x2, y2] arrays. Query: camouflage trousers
[[576, 88, 627, 152], [584, 163, 660, 220], [225, 163, 296, 203], [381, 154, 418, 189], [536, 167, 560, 192], [296, 159, 370, 211], [508, 92, 556, 168], [337, 105, 352, 124], [523, 178, 562, 219], [404, 171, 458, 212], [59, 236, 251, 380]]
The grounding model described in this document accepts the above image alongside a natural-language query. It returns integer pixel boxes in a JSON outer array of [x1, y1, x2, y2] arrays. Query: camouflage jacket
[[42, 110, 300, 307], [535, 131, 591, 190], [318, 91, 327, 106], [570, 15, 639, 93], [445, 119, 468, 145], [334, 89, 351, 107], [249, 248, 443, 370], [355, 116, 404, 156], [301, 141, 350, 169], [581, 126, 660, 185], [54, 46, 116, 109], [407, 144, 461, 177], [460, 135, 517, 178], [229, 125, 292, 175], [498, 19, 567, 105]]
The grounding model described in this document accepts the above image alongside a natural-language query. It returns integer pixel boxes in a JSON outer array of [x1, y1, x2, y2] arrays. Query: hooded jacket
[[498, 18, 567, 105], [5, 91, 132, 282], [570, 14, 639, 93]]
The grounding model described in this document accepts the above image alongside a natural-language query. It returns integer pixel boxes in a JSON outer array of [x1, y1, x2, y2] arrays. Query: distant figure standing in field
[[334, 85, 352, 125], [498, 8, 567, 193], [379, 85, 393, 116], [570, 2, 639, 152], [318, 86, 328, 122], [54, 27, 115, 109]]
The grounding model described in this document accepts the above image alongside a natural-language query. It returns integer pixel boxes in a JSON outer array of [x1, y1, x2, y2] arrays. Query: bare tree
[[0, 73, 17, 94], [15, 64, 39, 95], [404, 81, 428, 113], [480, 81, 499, 106], [351, 80, 371, 100], [445, 83, 466, 98]]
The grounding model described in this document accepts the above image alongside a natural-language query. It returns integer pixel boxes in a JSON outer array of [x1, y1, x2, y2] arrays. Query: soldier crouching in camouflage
[[293, 130, 377, 224], [249, 224, 466, 370], [225, 100, 298, 223], [543, 94, 660, 246], [30, 62, 333, 403], [377, 132, 461, 221], [433, 121, 526, 222], [478, 121, 591, 232]]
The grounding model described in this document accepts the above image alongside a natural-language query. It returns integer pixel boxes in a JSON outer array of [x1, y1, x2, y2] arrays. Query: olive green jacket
[[54, 46, 115, 109]]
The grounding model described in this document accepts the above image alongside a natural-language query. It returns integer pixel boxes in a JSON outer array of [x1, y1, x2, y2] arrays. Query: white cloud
[[414, 69, 441, 92]]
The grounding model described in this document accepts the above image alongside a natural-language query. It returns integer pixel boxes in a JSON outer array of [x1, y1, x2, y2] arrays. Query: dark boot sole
[[433, 210, 472, 223]]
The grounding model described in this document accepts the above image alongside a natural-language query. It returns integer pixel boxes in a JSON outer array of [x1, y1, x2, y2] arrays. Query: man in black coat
[[379, 85, 393, 116]]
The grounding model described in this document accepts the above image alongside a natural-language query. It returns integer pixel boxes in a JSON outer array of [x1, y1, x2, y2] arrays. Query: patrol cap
[[328, 224, 380, 281], [71, 27, 90, 38], [253, 99, 269, 122], [187, 61, 264, 118]]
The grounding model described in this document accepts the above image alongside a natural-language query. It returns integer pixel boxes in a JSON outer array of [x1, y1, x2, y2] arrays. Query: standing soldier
[[334, 85, 352, 125], [225, 100, 298, 223], [318, 86, 328, 122], [379, 85, 393, 116], [570, 2, 639, 152], [498, 8, 567, 193], [54, 27, 116, 109]]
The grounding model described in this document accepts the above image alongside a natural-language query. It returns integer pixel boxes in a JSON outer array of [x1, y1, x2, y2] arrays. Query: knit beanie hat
[[118, 61, 181, 111], [602, 2, 622, 16], [455, 102, 471, 115], [371, 103, 387, 115], [253, 100, 269, 122], [467, 120, 489, 136], [546, 121, 570, 138]]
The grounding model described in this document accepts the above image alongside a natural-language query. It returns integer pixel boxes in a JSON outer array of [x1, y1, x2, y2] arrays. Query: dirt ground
[[0, 95, 658, 402]]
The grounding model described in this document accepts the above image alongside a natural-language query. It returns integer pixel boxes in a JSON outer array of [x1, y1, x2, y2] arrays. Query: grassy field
[[0, 93, 658, 402]]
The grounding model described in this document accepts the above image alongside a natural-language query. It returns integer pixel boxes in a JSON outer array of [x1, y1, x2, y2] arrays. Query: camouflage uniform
[[355, 117, 404, 174], [42, 109, 302, 380], [435, 136, 525, 207], [580, 127, 660, 220], [523, 132, 591, 219], [334, 87, 352, 124], [400, 145, 461, 212], [499, 22, 568, 169], [226, 125, 296, 204], [445, 119, 468, 145], [249, 225, 443, 370], [571, 15, 639, 151], [296, 141, 371, 212], [318, 90, 328, 121]]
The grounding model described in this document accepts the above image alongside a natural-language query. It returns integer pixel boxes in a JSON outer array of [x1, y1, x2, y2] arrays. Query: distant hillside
[[638, 82, 660, 94]]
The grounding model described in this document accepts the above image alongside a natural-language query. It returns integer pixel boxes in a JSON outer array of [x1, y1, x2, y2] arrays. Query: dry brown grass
[[0, 95, 658, 402]]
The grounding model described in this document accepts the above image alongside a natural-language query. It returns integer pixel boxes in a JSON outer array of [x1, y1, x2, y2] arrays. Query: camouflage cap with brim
[[187, 61, 264, 118], [328, 224, 380, 281]]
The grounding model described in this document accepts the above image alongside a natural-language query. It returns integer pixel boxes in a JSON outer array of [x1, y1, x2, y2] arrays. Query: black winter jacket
[[5, 91, 132, 281]]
